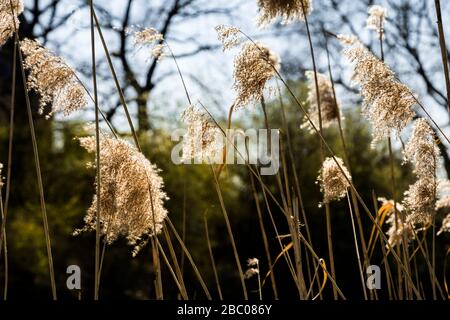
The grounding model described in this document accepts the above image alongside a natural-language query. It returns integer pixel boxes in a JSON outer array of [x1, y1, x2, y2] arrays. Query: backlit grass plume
[[256, 0, 312, 27], [128, 27, 166, 61], [366, 5, 387, 39], [233, 42, 280, 107], [340, 36, 415, 145], [181, 104, 223, 163], [20, 38, 87, 118], [437, 213, 450, 235], [0, 0, 23, 47], [317, 156, 351, 204], [75, 136, 169, 256], [403, 119, 440, 225], [381, 199, 415, 248], [215, 25, 243, 50], [301, 71, 339, 133]]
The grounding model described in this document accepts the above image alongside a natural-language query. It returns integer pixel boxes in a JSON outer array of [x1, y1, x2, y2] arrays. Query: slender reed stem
[[156, 240, 188, 299], [1, 191, 7, 300], [210, 165, 248, 299], [9, 1, 57, 299], [248, 164, 279, 299], [204, 214, 223, 300], [166, 218, 212, 300], [0, 27, 17, 265], [346, 192, 368, 299], [433, 0, 450, 116], [89, 0, 101, 300], [162, 226, 188, 299], [301, 4, 337, 299]]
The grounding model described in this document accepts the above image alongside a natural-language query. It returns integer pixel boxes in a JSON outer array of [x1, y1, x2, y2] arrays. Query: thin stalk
[[156, 240, 187, 299], [1, 191, 7, 300], [90, 0, 101, 300], [256, 260, 262, 300], [92, 9, 140, 150], [0, 28, 17, 263], [162, 226, 188, 299], [210, 165, 248, 299], [324, 32, 371, 294], [10, 1, 57, 298], [275, 160, 306, 298], [180, 178, 186, 276], [248, 165, 279, 299], [346, 191, 368, 299], [301, 4, 337, 299], [433, 0, 450, 115], [204, 214, 223, 300], [278, 85, 318, 296], [371, 191, 394, 300], [166, 217, 212, 300]]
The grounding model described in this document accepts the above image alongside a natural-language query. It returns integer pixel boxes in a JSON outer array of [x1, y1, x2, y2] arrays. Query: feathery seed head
[[404, 118, 440, 178], [233, 42, 280, 107], [244, 257, 260, 279], [256, 0, 312, 27], [403, 178, 436, 225], [20, 38, 87, 117], [437, 213, 450, 235], [403, 119, 440, 225], [181, 105, 224, 163], [129, 27, 166, 61], [436, 180, 450, 210], [341, 37, 415, 145], [317, 157, 351, 204], [366, 5, 387, 39], [385, 210, 414, 248], [215, 25, 242, 50], [0, 0, 23, 47], [74, 136, 168, 256], [301, 71, 340, 133], [247, 257, 259, 267]]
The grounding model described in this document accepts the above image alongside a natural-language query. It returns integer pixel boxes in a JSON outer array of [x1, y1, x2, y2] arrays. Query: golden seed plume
[[437, 213, 450, 235], [256, 0, 312, 27], [181, 105, 223, 163], [74, 136, 169, 257], [233, 42, 280, 107], [317, 156, 351, 204], [340, 36, 415, 145], [215, 25, 242, 50], [366, 5, 387, 39], [20, 38, 87, 118], [0, 0, 23, 47], [128, 27, 166, 61], [403, 119, 440, 225], [301, 71, 340, 133]]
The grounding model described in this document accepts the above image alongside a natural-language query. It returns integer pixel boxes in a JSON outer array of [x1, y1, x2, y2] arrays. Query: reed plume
[[74, 136, 169, 256], [20, 38, 87, 118], [233, 42, 280, 107], [256, 0, 312, 27], [436, 181, 450, 235], [317, 157, 351, 204], [0, 0, 23, 47], [381, 199, 415, 247], [181, 105, 223, 163], [403, 119, 440, 225], [128, 27, 166, 61], [340, 36, 415, 145], [244, 258, 259, 279], [437, 213, 450, 235], [215, 25, 242, 50], [301, 71, 339, 133], [366, 5, 387, 40]]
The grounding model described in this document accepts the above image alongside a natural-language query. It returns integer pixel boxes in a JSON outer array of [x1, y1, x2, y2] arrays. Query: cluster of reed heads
[[0, 0, 450, 300]]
